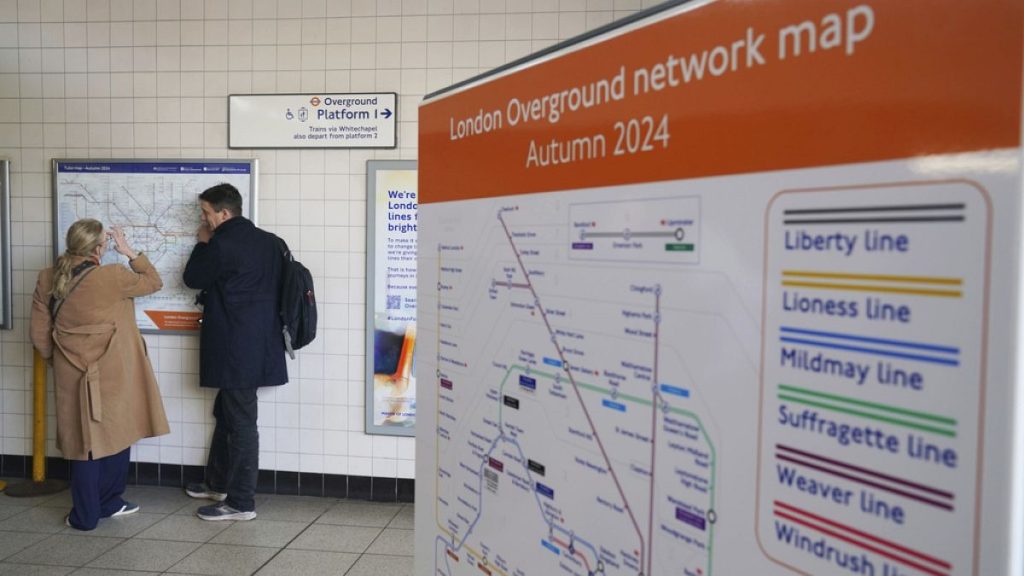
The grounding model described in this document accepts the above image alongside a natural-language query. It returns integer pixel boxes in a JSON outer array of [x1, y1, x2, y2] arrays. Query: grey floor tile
[[210, 519, 308, 548], [254, 549, 359, 576], [344, 553, 414, 576], [286, 524, 382, 554], [8, 534, 123, 567], [86, 539, 200, 572], [124, 485, 196, 514], [0, 504, 30, 522], [366, 528, 414, 556], [62, 512, 164, 539], [0, 563, 74, 575], [135, 514, 232, 542], [0, 530, 48, 560], [0, 506, 70, 534], [388, 505, 414, 529], [166, 543, 277, 576], [316, 501, 401, 527], [37, 491, 72, 508], [68, 565, 153, 569], [247, 495, 334, 523]]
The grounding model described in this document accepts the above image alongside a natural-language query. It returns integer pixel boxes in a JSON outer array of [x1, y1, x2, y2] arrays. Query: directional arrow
[[381, 108, 393, 119]]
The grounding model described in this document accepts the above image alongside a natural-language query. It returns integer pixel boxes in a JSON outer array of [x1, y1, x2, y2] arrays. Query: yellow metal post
[[4, 350, 66, 497], [32, 348, 47, 482]]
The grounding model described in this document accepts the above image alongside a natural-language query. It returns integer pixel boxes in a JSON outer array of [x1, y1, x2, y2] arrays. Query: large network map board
[[416, 1, 1023, 575], [52, 159, 256, 333]]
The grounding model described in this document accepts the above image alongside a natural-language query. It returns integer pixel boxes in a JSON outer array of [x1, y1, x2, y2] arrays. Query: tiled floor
[[0, 480, 414, 575]]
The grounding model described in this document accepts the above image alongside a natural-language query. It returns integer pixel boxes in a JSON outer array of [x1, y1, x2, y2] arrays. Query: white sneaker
[[110, 502, 139, 517]]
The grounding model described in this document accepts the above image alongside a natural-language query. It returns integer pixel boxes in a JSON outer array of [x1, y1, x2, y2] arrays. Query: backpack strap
[[49, 261, 98, 322], [273, 235, 297, 359]]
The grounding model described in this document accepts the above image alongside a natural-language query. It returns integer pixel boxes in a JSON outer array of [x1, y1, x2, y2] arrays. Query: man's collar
[[213, 216, 249, 234]]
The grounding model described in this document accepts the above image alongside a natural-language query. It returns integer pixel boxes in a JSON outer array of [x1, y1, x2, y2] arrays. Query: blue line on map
[[779, 336, 960, 366], [542, 539, 562, 555], [436, 535, 454, 576], [780, 326, 960, 355], [503, 432, 601, 563], [442, 369, 607, 574]]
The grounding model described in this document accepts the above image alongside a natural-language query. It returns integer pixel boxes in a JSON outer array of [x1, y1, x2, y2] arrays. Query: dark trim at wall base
[[0, 456, 414, 503], [1, 454, 25, 477]]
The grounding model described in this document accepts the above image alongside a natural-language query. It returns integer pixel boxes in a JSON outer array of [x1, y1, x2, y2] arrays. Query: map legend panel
[[569, 196, 701, 264], [757, 181, 991, 576]]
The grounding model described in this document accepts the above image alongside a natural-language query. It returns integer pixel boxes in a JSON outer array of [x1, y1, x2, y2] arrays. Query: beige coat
[[30, 254, 170, 460]]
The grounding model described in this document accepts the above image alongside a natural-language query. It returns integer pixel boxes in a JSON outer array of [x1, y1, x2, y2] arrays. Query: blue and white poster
[[365, 160, 418, 436]]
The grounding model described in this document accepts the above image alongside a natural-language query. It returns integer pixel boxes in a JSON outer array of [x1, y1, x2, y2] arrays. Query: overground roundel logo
[[309, 96, 321, 107]]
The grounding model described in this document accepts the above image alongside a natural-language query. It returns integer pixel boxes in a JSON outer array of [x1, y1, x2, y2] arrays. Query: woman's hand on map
[[109, 226, 139, 260]]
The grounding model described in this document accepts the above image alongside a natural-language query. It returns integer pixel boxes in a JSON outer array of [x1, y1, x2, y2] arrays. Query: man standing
[[183, 183, 287, 521]]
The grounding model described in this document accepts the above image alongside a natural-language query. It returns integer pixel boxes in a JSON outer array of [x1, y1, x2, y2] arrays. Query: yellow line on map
[[434, 525, 509, 576], [782, 270, 962, 285]]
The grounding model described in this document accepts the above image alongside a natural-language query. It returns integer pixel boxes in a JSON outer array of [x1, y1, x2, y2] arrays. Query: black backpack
[[276, 236, 317, 358]]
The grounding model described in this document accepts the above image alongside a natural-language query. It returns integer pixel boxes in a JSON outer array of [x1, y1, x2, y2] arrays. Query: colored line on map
[[778, 384, 957, 427], [783, 216, 964, 225], [577, 381, 651, 406], [497, 362, 717, 576], [783, 203, 965, 215], [777, 394, 957, 437], [781, 280, 962, 298], [499, 212, 648, 574], [552, 536, 593, 573], [647, 287, 661, 574], [779, 336, 960, 366], [775, 453, 954, 511], [774, 501, 952, 574], [781, 270, 962, 286], [779, 326, 960, 355], [777, 444, 954, 499]]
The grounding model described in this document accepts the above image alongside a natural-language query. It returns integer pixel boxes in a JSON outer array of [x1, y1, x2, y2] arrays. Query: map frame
[[0, 159, 10, 330], [51, 158, 257, 335]]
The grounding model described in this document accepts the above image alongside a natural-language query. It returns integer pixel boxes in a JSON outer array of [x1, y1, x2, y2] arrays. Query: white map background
[[54, 163, 252, 332]]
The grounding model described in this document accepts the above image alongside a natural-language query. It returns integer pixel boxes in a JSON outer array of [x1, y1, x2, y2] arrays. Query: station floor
[[0, 480, 414, 575]]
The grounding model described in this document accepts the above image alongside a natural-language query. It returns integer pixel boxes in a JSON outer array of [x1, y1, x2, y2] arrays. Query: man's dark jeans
[[206, 388, 258, 512]]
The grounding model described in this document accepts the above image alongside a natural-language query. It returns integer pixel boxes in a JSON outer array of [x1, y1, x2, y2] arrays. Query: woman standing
[[30, 219, 169, 530]]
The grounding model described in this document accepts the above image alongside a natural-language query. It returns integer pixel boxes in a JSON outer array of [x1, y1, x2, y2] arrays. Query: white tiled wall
[[0, 0, 650, 480]]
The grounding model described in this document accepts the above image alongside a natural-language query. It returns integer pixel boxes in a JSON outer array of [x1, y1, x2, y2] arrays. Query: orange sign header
[[420, 0, 1021, 203], [145, 310, 201, 331]]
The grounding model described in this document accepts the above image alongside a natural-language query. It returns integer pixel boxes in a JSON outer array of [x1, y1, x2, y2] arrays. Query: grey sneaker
[[197, 503, 256, 521], [185, 482, 227, 502]]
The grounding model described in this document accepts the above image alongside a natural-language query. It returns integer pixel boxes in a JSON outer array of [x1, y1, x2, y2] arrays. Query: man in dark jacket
[[182, 183, 287, 521]]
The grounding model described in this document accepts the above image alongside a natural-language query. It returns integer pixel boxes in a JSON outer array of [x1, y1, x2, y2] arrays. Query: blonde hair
[[52, 218, 104, 299]]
